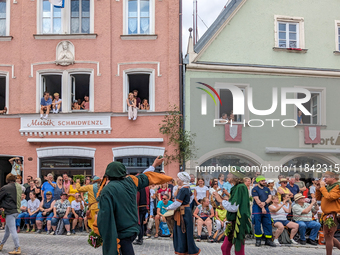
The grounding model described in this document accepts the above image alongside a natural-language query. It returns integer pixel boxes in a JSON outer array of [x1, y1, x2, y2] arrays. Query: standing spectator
[[252, 171, 262, 185], [209, 180, 222, 207], [217, 174, 225, 189], [79, 177, 91, 233], [80, 95, 89, 110], [168, 180, 175, 201], [292, 194, 320, 245], [133, 185, 150, 244], [267, 180, 277, 196], [63, 173, 70, 192], [269, 195, 299, 246], [40, 91, 52, 119], [202, 172, 213, 187], [41, 173, 56, 200], [34, 178, 42, 201], [294, 174, 306, 193], [25, 180, 36, 201], [146, 184, 157, 237], [275, 175, 284, 190], [297, 110, 303, 124], [127, 93, 137, 120], [193, 197, 214, 242], [51, 192, 72, 236], [157, 183, 171, 201], [315, 171, 340, 254], [244, 177, 253, 196], [16, 193, 28, 233], [252, 176, 276, 247], [51, 93, 62, 113], [67, 179, 79, 203], [8, 157, 22, 177], [277, 178, 293, 202], [71, 193, 84, 234], [222, 175, 233, 198], [287, 177, 300, 196], [26, 192, 40, 232], [189, 174, 196, 194], [53, 176, 64, 201], [308, 178, 319, 199], [15, 176, 25, 194], [23, 176, 33, 189], [154, 194, 173, 238], [133, 90, 141, 109], [194, 178, 209, 206], [35, 191, 55, 234], [0, 174, 22, 254]]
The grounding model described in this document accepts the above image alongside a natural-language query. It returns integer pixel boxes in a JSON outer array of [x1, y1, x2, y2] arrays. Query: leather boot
[[265, 238, 276, 247], [255, 239, 261, 247], [0, 244, 3, 251], [8, 247, 21, 254]]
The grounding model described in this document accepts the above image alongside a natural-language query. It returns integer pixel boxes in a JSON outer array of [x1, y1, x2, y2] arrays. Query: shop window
[[219, 88, 245, 122], [0, 76, 5, 111], [127, 73, 150, 110], [115, 156, 162, 175], [297, 92, 320, 125], [71, 74, 90, 111]]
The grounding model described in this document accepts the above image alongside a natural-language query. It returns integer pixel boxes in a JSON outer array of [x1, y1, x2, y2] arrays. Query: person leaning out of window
[[127, 93, 137, 120]]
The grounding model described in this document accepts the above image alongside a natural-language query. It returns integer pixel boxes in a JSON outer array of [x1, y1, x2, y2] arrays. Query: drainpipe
[[179, 0, 184, 172]]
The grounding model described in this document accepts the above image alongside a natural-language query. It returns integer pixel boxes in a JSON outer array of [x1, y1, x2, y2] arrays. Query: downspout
[[179, 0, 184, 171]]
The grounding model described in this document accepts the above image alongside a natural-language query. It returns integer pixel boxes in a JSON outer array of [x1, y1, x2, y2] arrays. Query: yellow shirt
[[215, 208, 227, 221], [278, 187, 290, 202], [68, 184, 78, 203]]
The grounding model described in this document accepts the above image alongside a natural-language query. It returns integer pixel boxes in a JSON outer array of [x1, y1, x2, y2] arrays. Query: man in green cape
[[97, 157, 173, 255], [214, 169, 251, 255]]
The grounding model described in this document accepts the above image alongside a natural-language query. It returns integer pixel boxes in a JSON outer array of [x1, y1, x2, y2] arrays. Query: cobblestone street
[[0, 232, 334, 255]]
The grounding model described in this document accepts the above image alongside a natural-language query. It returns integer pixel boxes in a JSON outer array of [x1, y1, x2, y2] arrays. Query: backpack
[[278, 229, 292, 244], [55, 219, 65, 235], [159, 222, 170, 237]]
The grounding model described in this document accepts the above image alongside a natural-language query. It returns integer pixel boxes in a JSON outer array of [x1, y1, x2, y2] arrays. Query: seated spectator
[[155, 194, 173, 238], [72, 100, 80, 110], [26, 192, 40, 232], [221, 113, 228, 120], [133, 90, 141, 109], [0, 106, 7, 114], [81, 95, 89, 110], [277, 178, 293, 202], [16, 193, 28, 233], [71, 193, 85, 234], [269, 195, 299, 246], [229, 110, 235, 121], [193, 197, 214, 242], [209, 180, 222, 207], [126, 93, 137, 120], [40, 91, 52, 119], [292, 194, 321, 245], [36, 191, 55, 234], [267, 179, 277, 196], [51, 192, 72, 236], [287, 177, 300, 196], [52, 93, 62, 114], [194, 178, 209, 207], [140, 99, 150, 110], [158, 183, 171, 201]]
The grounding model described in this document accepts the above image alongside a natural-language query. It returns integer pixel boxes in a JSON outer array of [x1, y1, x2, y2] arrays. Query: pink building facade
[[0, 0, 180, 185]]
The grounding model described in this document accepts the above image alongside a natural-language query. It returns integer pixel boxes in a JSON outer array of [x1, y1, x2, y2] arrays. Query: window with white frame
[[39, 71, 92, 113], [338, 26, 340, 51], [297, 92, 321, 125], [278, 22, 299, 48], [127, 0, 152, 34], [275, 15, 305, 49], [39, 0, 92, 34], [219, 88, 245, 123], [0, 0, 8, 36]]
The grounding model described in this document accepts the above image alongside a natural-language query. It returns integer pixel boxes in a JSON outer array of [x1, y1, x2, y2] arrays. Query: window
[[0, 0, 6, 36], [71, 74, 90, 111], [297, 92, 320, 125], [219, 88, 245, 122], [274, 15, 305, 49], [338, 26, 340, 51], [0, 76, 5, 110], [71, 0, 90, 34], [278, 22, 299, 48], [115, 156, 162, 175], [125, 0, 154, 35], [38, 0, 92, 34]]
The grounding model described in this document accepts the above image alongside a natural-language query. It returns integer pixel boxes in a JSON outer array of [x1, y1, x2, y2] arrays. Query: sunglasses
[[162, 198, 167, 200], [281, 182, 287, 184]]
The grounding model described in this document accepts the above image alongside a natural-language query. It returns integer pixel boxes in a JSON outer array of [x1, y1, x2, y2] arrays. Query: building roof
[[194, 0, 244, 54]]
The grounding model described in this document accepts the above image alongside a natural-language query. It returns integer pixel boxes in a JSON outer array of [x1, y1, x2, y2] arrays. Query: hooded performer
[[96, 156, 173, 255], [213, 169, 251, 255], [166, 172, 200, 255]]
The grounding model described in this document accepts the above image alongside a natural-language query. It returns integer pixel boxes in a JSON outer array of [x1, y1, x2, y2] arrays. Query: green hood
[[105, 162, 127, 178]]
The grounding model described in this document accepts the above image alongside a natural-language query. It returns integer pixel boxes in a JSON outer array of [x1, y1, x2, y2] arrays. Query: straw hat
[[294, 193, 305, 202], [279, 178, 288, 183]]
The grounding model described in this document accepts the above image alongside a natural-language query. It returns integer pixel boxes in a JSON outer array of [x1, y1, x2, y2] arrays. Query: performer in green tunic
[[213, 170, 251, 255], [96, 157, 173, 255]]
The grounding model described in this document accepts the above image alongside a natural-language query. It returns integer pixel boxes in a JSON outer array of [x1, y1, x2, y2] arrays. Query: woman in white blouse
[[194, 178, 209, 206]]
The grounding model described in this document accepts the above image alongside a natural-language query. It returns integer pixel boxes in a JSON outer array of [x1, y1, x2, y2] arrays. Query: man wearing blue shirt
[[222, 176, 233, 197], [40, 91, 52, 119], [252, 176, 276, 247], [155, 194, 173, 238], [287, 177, 300, 196]]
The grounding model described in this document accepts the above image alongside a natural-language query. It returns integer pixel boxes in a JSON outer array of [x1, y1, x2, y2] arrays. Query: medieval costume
[[96, 161, 172, 255], [134, 185, 150, 245], [216, 171, 251, 255], [315, 173, 340, 255], [166, 172, 200, 255], [77, 176, 101, 230]]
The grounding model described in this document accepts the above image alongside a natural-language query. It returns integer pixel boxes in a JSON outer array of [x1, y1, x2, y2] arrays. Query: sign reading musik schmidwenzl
[[19, 113, 111, 135]]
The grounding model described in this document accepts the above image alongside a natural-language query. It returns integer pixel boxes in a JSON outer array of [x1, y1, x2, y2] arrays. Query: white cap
[[267, 179, 274, 183]]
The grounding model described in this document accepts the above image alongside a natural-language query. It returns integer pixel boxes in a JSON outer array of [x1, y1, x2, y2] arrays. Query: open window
[[0, 76, 5, 111], [219, 88, 245, 122], [42, 75, 62, 97], [71, 73, 90, 111], [127, 73, 150, 110], [297, 92, 320, 125]]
